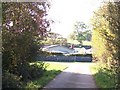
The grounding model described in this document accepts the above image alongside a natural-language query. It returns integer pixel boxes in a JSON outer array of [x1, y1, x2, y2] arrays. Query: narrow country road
[[43, 63, 97, 89]]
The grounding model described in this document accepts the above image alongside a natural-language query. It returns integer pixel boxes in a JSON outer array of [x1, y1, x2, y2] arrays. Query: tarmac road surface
[[43, 63, 97, 89]]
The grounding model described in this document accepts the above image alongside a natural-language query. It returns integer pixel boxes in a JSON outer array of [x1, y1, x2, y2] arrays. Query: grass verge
[[26, 61, 68, 89], [90, 62, 116, 88]]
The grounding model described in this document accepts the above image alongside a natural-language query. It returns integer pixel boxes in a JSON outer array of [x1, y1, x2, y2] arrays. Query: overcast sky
[[48, 0, 102, 38]]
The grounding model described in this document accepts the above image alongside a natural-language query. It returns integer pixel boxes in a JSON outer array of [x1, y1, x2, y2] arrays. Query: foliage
[[48, 52, 64, 56], [74, 21, 87, 31], [28, 62, 46, 79], [2, 1, 50, 88], [69, 21, 92, 45], [2, 71, 23, 88], [67, 53, 92, 57], [15, 62, 46, 82], [43, 32, 67, 45], [91, 2, 120, 88], [26, 62, 67, 88], [90, 63, 116, 88]]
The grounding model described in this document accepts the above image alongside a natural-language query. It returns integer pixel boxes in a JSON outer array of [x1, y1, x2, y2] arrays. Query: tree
[[2, 1, 50, 85], [83, 30, 92, 41], [43, 32, 67, 45], [74, 21, 89, 44], [68, 31, 77, 40], [69, 21, 91, 45], [57, 37, 67, 45], [74, 21, 87, 31]]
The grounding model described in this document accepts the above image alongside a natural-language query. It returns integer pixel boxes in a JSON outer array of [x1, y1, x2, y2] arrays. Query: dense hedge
[[67, 53, 92, 57], [91, 2, 120, 88], [37, 52, 92, 62], [41, 51, 92, 57]]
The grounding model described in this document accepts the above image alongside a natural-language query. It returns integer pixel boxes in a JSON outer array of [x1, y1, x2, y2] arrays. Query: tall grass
[[90, 62, 116, 88]]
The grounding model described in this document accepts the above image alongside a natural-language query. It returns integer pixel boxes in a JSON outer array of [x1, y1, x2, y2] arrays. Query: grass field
[[26, 61, 68, 88]]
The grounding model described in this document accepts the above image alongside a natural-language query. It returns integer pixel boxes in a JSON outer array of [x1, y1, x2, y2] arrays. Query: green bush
[[29, 63, 45, 79], [2, 71, 23, 88], [67, 53, 92, 57], [15, 62, 46, 81], [50, 52, 64, 56], [2, 62, 47, 88]]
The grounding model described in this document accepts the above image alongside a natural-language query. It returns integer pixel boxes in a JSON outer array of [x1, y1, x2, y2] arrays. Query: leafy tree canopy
[[2, 1, 50, 74], [69, 21, 92, 45]]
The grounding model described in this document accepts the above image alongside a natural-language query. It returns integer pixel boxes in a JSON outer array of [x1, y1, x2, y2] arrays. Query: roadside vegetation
[[26, 62, 67, 88], [2, 1, 51, 88], [91, 2, 120, 88], [90, 63, 116, 88]]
